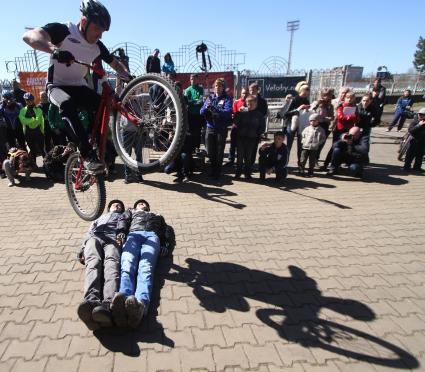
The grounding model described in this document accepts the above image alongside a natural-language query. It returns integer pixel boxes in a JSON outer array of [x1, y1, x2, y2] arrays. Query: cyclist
[[23, 0, 132, 172]]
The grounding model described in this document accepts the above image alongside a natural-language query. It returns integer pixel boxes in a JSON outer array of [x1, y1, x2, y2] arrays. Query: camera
[[343, 133, 353, 141]]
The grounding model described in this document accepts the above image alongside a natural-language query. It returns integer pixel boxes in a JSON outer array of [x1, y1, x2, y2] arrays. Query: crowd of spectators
[[1, 68, 424, 190]]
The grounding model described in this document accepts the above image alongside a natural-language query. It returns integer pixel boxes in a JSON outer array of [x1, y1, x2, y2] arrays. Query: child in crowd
[[299, 113, 326, 177], [258, 131, 288, 182]]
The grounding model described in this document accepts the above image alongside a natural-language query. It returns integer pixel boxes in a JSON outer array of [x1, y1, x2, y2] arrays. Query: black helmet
[[23, 92, 34, 101], [107, 199, 125, 212], [80, 0, 111, 31], [2, 91, 14, 100]]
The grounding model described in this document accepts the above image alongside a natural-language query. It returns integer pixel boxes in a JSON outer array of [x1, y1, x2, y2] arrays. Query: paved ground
[[0, 127, 425, 372]]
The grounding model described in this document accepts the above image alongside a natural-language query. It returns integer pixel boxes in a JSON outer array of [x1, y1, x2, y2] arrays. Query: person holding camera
[[233, 95, 266, 179], [387, 89, 414, 132], [327, 126, 369, 178], [2, 147, 32, 187], [200, 78, 233, 179], [403, 108, 425, 172]]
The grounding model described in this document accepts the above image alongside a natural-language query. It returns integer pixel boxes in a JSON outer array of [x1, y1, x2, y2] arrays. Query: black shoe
[[173, 176, 183, 183], [307, 170, 314, 178], [245, 174, 252, 180], [0, 173, 6, 179], [125, 295, 144, 329], [260, 172, 265, 181], [78, 300, 100, 330], [92, 302, 113, 327], [234, 173, 241, 179], [111, 292, 127, 327]]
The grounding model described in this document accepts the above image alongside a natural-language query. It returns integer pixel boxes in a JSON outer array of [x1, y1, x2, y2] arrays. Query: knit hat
[[133, 199, 150, 211], [309, 113, 320, 121]]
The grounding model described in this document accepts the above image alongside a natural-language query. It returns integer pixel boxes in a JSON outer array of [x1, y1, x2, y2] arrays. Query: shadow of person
[[142, 179, 246, 210], [93, 240, 176, 356], [15, 175, 55, 190], [166, 259, 418, 369]]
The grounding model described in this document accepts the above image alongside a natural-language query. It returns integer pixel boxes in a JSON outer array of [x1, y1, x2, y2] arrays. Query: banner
[[18, 72, 47, 103], [175, 72, 234, 97], [247, 76, 306, 99]]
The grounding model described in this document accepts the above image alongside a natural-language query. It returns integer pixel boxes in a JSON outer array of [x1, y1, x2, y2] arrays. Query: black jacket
[[408, 117, 425, 143], [146, 55, 161, 73], [234, 110, 266, 138], [117, 208, 168, 245], [333, 134, 370, 164], [259, 143, 288, 167], [357, 103, 378, 134], [256, 94, 268, 117]]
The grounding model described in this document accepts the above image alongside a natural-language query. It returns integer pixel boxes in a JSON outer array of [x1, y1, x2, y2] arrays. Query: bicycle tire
[[65, 152, 106, 221], [256, 308, 418, 369], [397, 133, 410, 162], [112, 74, 188, 172]]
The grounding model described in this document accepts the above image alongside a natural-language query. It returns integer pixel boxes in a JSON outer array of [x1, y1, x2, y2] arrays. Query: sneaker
[[125, 295, 144, 329], [307, 170, 314, 178], [84, 152, 104, 173], [111, 292, 127, 328], [92, 302, 113, 327], [77, 300, 100, 331], [8, 181, 15, 187]]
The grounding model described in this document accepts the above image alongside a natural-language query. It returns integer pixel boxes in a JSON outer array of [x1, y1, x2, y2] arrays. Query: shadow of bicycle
[[166, 258, 419, 369]]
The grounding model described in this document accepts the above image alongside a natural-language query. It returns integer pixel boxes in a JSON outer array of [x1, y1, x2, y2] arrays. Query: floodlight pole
[[287, 20, 300, 74]]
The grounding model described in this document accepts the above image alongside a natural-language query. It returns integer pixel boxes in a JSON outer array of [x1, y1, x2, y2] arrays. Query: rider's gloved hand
[[52, 49, 75, 65]]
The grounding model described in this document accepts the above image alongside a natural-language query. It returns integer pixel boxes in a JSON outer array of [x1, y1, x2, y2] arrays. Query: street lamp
[[287, 20, 300, 74]]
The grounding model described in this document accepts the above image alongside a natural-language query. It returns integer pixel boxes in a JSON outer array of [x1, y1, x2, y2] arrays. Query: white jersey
[[42, 22, 113, 87]]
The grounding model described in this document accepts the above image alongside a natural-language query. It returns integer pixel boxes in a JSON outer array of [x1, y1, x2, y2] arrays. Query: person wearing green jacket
[[184, 74, 205, 150], [19, 92, 45, 166]]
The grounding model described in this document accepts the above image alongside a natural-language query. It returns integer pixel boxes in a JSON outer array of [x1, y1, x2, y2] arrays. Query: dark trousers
[[324, 130, 344, 168], [229, 127, 238, 162], [25, 127, 45, 164], [259, 151, 287, 181], [250, 137, 260, 167], [48, 85, 100, 158], [299, 149, 318, 172], [404, 140, 425, 170], [6, 122, 26, 150], [188, 113, 204, 149], [83, 236, 121, 305], [389, 111, 408, 131], [330, 147, 363, 176], [205, 127, 227, 177], [236, 136, 257, 176]]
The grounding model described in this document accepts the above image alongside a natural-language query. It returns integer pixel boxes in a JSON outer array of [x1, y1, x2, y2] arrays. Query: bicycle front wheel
[[65, 153, 106, 221], [397, 133, 410, 162], [112, 74, 188, 172]]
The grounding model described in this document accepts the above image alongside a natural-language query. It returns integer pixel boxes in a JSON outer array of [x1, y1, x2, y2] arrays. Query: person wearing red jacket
[[335, 92, 359, 138], [227, 87, 248, 165]]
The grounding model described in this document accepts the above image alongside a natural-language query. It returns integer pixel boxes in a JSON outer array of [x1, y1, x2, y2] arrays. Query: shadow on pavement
[[15, 175, 55, 190], [93, 254, 175, 356], [166, 259, 419, 369], [142, 178, 246, 210]]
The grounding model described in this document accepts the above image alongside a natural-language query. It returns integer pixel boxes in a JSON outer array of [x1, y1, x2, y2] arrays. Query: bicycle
[[65, 61, 187, 221]]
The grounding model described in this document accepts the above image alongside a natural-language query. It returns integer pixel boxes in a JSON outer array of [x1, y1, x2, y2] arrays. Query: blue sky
[[1, 0, 424, 79]]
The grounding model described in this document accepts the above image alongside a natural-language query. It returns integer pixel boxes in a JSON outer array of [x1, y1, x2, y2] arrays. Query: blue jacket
[[0, 102, 22, 130], [395, 96, 413, 112], [162, 61, 176, 74], [200, 93, 233, 130]]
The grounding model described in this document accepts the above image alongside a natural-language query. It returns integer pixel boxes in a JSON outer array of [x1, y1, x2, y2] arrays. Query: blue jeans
[[119, 231, 160, 312], [389, 110, 407, 131]]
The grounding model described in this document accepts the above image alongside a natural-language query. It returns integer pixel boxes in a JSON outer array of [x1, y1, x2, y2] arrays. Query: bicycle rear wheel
[[65, 152, 106, 221], [112, 74, 188, 172], [397, 133, 410, 162]]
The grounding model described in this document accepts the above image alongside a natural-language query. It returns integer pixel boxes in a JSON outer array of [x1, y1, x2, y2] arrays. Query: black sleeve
[[41, 23, 70, 45], [97, 41, 114, 64]]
